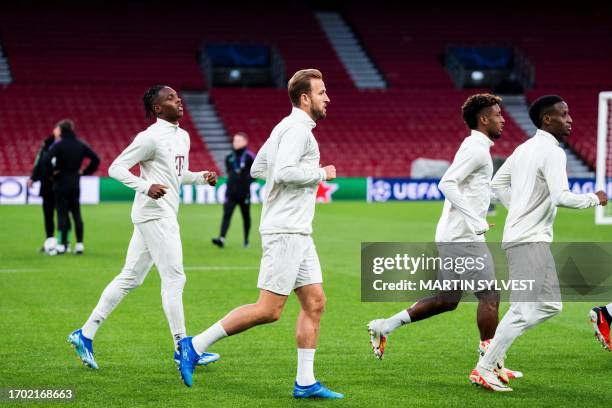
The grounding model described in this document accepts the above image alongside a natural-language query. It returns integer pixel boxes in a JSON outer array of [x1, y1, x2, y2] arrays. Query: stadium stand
[[211, 87, 526, 176], [1, 1, 610, 176], [0, 84, 214, 175], [343, 2, 612, 170], [0, 1, 353, 175], [343, 3, 612, 88]]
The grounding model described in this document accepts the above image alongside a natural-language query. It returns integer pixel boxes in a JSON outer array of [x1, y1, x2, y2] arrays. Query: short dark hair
[[143, 85, 168, 120], [461, 94, 502, 129], [528, 95, 564, 128], [56, 119, 74, 132], [288, 69, 322, 107]]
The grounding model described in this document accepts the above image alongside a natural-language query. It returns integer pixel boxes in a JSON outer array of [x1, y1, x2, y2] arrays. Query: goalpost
[[596, 91, 612, 224]]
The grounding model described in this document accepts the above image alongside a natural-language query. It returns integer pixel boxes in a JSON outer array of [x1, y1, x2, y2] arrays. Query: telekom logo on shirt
[[175, 155, 185, 176]]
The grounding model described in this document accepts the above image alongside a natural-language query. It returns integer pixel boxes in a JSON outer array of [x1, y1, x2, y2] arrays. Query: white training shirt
[[491, 129, 599, 247], [108, 118, 209, 224], [435, 130, 494, 242], [251, 107, 327, 235]]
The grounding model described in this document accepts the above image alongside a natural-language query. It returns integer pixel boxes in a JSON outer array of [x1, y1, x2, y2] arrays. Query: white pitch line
[[0, 268, 44, 273], [184, 266, 257, 271], [0, 265, 257, 273]]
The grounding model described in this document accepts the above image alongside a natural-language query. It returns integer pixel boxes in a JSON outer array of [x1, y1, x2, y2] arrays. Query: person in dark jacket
[[27, 125, 62, 251], [46, 119, 100, 254], [212, 132, 255, 248]]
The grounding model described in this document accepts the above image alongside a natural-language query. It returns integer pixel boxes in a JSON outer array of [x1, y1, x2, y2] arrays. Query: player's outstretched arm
[[491, 154, 513, 209], [108, 133, 155, 195], [543, 148, 600, 209], [204, 171, 218, 185], [182, 169, 217, 186], [251, 141, 268, 180], [273, 129, 325, 186], [180, 139, 218, 185], [438, 147, 489, 234]]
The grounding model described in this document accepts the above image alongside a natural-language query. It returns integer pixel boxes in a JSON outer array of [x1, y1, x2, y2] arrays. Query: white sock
[[606, 303, 612, 316], [82, 310, 105, 340], [296, 348, 316, 386], [192, 321, 227, 355], [383, 309, 411, 335]]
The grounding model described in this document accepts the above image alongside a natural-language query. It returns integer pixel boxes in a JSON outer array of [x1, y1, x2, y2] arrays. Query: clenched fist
[[204, 171, 218, 186], [596, 190, 608, 206], [322, 165, 336, 181], [148, 184, 168, 200]]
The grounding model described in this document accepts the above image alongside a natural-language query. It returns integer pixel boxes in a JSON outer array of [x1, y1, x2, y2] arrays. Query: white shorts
[[436, 242, 496, 293], [257, 233, 323, 296]]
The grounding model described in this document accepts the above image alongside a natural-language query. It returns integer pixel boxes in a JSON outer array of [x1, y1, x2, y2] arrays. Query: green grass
[[0, 202, 611, 407]]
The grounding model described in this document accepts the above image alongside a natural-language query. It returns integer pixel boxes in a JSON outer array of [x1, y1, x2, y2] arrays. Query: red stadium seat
[[0, 84, 218, 175], [1, 2, 610, 176], [211, 88, 526, 177]]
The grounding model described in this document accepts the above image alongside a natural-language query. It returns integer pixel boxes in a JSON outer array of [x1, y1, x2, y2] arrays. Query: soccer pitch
[[1, 202, 610, 407]]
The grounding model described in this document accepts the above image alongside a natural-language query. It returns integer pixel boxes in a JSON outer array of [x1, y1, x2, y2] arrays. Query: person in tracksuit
[[28, 125, 62, 252], [212, 132, 255, 248], [46, 119, 100, 254]]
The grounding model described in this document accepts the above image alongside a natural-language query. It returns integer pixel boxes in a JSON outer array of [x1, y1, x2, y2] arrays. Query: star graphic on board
[[316, 181, 338, 203]]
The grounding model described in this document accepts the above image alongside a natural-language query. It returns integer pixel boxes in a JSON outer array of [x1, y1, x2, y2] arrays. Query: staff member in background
[[27, 125, 62, 253], [212, 132, 255, 248], [46, 119, 100, 255]]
